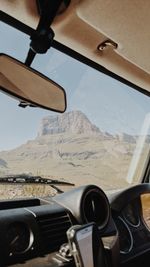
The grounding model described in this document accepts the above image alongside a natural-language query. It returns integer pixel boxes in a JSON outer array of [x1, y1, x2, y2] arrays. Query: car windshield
[[0, 22, 150, 199]]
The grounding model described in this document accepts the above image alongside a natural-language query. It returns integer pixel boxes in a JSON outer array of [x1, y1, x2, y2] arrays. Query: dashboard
[[0, 184, 149, 267]]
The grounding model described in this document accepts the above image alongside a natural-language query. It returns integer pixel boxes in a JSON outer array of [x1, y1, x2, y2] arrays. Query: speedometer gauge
[[6, 222, 34, 255]]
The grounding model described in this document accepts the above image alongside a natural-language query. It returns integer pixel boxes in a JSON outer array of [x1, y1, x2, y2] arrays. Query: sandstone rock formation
[[38, 110, 100, 136]]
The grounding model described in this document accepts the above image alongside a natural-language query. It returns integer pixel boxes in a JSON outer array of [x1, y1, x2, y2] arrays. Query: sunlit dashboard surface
[[141, 194, 150, 229]]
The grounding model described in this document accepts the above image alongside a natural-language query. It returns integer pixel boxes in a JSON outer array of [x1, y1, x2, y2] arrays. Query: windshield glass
[[0, 22, 150, 198]]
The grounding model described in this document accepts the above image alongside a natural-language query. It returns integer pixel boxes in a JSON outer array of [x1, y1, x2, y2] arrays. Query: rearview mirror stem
[[25, 0, 63, 67]]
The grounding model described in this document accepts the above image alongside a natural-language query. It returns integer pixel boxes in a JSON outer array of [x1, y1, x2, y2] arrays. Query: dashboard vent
[[82, 188, 110, 229], [37, 211, 72, 252]]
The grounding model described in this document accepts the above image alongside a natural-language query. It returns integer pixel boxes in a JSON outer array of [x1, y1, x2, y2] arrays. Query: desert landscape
[[0, 110, 149, 199]]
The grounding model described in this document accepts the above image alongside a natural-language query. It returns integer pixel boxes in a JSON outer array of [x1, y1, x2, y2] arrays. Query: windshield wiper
[[0, 174, 75, 193]]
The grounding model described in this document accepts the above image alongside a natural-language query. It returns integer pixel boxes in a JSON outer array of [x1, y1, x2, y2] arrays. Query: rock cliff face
[[38, 111, 100, 136]]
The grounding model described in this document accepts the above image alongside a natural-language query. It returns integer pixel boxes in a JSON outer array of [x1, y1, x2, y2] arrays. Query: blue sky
[[0, 22, 150, 151]]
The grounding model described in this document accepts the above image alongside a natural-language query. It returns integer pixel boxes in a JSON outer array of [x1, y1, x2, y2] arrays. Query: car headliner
[[1, 0, 150, 95]]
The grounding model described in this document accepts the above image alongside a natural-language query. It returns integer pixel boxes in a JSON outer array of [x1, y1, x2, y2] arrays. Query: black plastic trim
[[0, 198, 40, 210], [142, 152, 150, 183], [0, 11, 34, 36]]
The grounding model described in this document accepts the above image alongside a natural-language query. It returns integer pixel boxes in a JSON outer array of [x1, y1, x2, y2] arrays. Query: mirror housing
[[0, 54, 66, 112]]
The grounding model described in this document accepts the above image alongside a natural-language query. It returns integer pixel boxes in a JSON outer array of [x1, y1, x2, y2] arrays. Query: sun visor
[[77, 0, 150, 75]]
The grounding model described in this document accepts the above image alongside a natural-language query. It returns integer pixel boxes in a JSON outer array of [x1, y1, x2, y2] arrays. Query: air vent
[[82, 188, 110, 229], [37, 211, 71, 253]]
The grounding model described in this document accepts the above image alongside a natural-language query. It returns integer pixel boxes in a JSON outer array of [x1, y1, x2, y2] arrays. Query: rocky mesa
[[37, 110, 100, 136]]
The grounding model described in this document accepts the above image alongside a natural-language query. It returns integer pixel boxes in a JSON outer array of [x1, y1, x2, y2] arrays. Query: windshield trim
[[142, 151, 150, 183]]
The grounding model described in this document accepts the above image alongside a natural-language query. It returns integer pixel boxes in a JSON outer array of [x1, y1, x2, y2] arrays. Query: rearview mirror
[[0, 54, 66, 112]]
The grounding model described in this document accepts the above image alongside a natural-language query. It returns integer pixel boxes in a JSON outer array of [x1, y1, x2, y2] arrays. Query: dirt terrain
[[0, 132, 135, 197]]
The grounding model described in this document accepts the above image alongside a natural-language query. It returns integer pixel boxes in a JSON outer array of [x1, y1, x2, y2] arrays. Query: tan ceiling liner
[[1, 0, 150, 93], [77, 0, 150, 74]]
